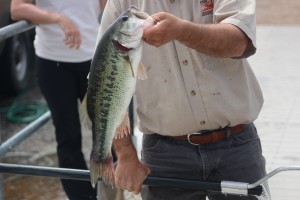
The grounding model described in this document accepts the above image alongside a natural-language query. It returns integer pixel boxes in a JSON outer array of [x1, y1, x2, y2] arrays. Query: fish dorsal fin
[[79, 94, 92, 130], [137, 62, 147, 80]]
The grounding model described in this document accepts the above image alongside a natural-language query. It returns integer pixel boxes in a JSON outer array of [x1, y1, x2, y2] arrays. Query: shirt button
[[182, 60, 188, 65], [200, 121, 206, 125], [170, 0, 175, 3], [191, 90, 196, 96]]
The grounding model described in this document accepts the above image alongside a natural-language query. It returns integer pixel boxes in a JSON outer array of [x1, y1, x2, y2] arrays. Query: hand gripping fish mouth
[[114, 6, 155, 50]]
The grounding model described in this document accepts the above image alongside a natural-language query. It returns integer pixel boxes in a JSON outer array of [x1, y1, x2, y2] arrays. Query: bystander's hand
[[57, 14, 82, 49]]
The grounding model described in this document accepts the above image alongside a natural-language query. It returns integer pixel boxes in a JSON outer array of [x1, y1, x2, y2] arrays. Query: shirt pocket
[[191, 0, 214, 24], [202, 55, 238, 70], [202, 54, 224, 70]]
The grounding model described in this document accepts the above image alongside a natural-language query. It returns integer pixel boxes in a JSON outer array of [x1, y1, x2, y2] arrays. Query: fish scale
[[89, 48, 133, 159]]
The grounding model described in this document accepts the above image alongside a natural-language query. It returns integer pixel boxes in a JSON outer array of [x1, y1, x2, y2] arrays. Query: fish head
[[112, 6, 155, 51]]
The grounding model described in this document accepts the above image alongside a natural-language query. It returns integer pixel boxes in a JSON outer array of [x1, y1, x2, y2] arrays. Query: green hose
[[6, 99, 48, 123], [0, 82, 48, 123]]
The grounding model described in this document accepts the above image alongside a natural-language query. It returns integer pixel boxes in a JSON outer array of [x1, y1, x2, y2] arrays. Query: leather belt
[[173, 124, 245, 145]]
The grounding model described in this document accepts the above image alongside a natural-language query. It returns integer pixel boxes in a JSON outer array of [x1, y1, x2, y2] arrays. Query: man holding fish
[[86, 0, 269, 199]]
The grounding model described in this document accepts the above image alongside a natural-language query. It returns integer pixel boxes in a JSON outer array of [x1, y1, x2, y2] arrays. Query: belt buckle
[[187, 132, 202, 145]]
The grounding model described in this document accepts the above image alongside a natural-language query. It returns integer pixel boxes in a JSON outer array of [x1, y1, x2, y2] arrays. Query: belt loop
[[225, 126, 231, 140]]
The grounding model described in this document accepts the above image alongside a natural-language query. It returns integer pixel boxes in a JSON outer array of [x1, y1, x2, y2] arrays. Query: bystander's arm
[[11, 0, 61, 25], [11, 0, 82, 49]]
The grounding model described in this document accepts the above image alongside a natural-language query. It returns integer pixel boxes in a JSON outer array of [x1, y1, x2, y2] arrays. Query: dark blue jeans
[[36, 56, 96, 200], [141, 123, 269, 200]]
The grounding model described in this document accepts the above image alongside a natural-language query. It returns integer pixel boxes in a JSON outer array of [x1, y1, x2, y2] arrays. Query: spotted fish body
[[80, 6, 154, 187]]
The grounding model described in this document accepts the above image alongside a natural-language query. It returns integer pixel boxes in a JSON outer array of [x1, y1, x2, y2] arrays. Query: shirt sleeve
[[213, 0, 256, 47]]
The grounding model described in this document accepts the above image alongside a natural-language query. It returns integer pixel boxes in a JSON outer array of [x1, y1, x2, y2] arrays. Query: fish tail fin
[[90, 154, 114, 188], [79, 94, 92, 130], [115, 112, 131, 139]]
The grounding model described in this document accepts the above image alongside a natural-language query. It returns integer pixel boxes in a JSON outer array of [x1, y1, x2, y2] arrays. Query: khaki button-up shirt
[[99, 0, 263, 136]]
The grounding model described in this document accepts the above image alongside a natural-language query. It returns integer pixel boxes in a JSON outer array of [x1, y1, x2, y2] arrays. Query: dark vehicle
[[0, 0, 35, 95]]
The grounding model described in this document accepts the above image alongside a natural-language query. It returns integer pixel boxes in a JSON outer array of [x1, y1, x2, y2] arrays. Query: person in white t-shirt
[[10, 1, 106, 199]]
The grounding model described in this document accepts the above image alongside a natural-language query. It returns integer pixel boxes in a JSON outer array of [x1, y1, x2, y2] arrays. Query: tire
[[0, 31, 35, 95]]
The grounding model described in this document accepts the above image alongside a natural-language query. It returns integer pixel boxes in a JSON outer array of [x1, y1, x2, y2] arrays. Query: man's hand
[[115, 153, 150, 194], [143, 12, 184, 47], [113, 135, 150, 194]]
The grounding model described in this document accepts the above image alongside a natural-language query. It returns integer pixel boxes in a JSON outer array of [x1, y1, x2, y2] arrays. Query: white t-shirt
[[34, 0, 100, 62]]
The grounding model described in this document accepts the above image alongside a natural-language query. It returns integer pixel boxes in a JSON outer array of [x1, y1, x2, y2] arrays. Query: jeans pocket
[[231, 124, 259, 147], [142, 135, 163, 153]]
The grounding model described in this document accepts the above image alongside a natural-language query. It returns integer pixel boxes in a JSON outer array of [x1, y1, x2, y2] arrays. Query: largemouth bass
[[80, 6, 155, 187]]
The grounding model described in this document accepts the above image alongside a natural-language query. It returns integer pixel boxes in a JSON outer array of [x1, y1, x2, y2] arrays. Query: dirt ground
[[1, 0, 300, 200]]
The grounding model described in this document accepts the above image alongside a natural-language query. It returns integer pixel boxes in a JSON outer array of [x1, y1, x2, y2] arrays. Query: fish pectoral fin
[[125, 55, 135, 78], [130, 62, 135, 78], [115, 112, 131, 139], [137, 62, 148, 80], [79, 94, 92, 130]]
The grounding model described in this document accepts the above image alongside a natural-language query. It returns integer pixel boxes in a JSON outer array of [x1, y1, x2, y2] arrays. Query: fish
[[79, 6, 155, 187]]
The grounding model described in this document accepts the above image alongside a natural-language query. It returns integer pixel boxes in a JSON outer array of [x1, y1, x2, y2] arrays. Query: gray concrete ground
[[248, 25, 300, 199]]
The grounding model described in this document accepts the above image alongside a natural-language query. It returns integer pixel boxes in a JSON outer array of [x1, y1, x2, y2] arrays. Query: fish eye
[[122, 15, 129, 21]]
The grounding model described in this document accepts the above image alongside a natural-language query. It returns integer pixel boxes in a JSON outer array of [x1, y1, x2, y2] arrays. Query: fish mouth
[[128, 5, 150, 20], [129, 6, 156, 30], [112, 39, 133, 52]]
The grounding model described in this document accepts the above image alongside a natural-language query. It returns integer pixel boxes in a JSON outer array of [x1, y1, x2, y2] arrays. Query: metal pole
[[0, 163, 263, 196], [0, 111, 51, 158], [0, 163, 89, 181], [0, 115, 3, 200], [0, 20, 35, 42], [248, 166, 300, 189]]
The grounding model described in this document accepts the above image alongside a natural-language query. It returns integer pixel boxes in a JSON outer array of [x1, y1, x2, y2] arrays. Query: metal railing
[[0, 163, 264, 196], [0, 111, 51, 158], [0, 20, 35, 42], [1, 162, 300, 197]]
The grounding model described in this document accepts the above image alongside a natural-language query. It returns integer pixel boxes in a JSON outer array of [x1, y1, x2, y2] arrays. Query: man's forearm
[[177, 21, 251, 58], [113, 135, 138, 162], [113, 135, 150, 194]]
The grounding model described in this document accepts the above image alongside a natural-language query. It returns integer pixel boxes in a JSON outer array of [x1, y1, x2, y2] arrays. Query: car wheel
[[0, 31, 35, 95]]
